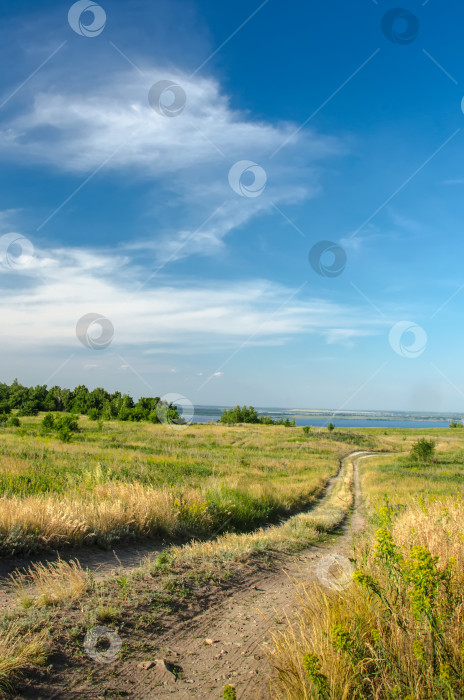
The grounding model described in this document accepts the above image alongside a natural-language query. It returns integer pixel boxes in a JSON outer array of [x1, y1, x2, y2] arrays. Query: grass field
[[0, 417, 381, 693], [2, 420, 464, 697], [0, 416, 385, 555]]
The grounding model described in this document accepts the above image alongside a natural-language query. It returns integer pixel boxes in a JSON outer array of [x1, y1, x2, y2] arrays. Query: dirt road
[[49, 451, 375, 699]]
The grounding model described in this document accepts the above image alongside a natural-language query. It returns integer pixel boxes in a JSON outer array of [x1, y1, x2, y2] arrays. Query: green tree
[[327, 422, 335, 432], [17, 400, 40, 416], [87, 408, 100, 421], [41, 413, 55, 431], [410, 438, 435, 464]]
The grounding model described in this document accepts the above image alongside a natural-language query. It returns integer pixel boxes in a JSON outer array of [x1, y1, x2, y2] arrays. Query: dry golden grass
[[268, 584, 374, 700], [0, 623, 48, 692], [393, 496, 464, 576], [9, 558, 89, 608], [0, 484, 209, 548], [168, 455, 355, 566]]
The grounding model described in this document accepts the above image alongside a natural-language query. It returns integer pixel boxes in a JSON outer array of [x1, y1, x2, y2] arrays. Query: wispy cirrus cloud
[[0, 66, 344, 259], [0, 242, 384, 353]]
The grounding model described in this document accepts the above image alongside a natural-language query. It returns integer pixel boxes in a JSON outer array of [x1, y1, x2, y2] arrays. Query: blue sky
[[1, 0, 464, 411]]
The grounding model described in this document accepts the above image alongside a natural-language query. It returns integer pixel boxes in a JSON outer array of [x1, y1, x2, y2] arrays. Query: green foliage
[[8, 416, 20, 427], [302, 652, 329, 698], [410, 438, 436, 464], [331, 624, 353, 654], [222, 685, 237, 700], [351, 519, 461, 693], [327, 422, 335, 432], [219, 405, 294, 426], [41, 413, 55, 431], [57, 426, 72, 443], [302, 425, 311, 435], [219, 405, 260, 424], [54, 415, 79, 433], [54, 415, 79, 443], [449, 420, 463, 428], [17, 401, 39, 416], [0, 379, 176, 424]]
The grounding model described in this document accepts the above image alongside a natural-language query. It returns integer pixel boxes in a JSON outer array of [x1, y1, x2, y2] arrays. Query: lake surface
[[190, 414, 451, 429]]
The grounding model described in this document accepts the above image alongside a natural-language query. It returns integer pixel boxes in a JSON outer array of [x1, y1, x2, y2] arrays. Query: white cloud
[[0, 242, 385, 353], [0, 68, 344, 260], [0, 71, 341, 176]]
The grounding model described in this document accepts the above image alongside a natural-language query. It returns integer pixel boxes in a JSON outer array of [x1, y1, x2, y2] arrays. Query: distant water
[[191, 414, 451, 429]]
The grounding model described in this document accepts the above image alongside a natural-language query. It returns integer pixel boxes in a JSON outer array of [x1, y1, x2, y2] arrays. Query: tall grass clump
[[0, 623, 48, 693], [9, 559, 89, 608]]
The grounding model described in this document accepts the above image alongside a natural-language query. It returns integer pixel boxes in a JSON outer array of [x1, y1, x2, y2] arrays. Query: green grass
[[0, 416, 383, 553]]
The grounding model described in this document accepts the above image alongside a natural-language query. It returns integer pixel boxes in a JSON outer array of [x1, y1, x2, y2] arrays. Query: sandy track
[[47, 451, 376, 699]]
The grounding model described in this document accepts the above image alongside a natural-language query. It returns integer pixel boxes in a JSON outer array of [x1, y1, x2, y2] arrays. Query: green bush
[[302, 425, 311, 435], [409, 438, 435, 464], [54, 415, 79, 433], [8, 416, 20, 427], [327, 422, 335, 432], [41, 413, 55, 431], [17, 401, 39, 416]]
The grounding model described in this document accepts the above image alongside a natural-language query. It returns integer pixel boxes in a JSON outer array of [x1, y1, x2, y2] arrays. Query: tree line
[[0, 379, 179, 423], [219, 405, 296, 426]]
